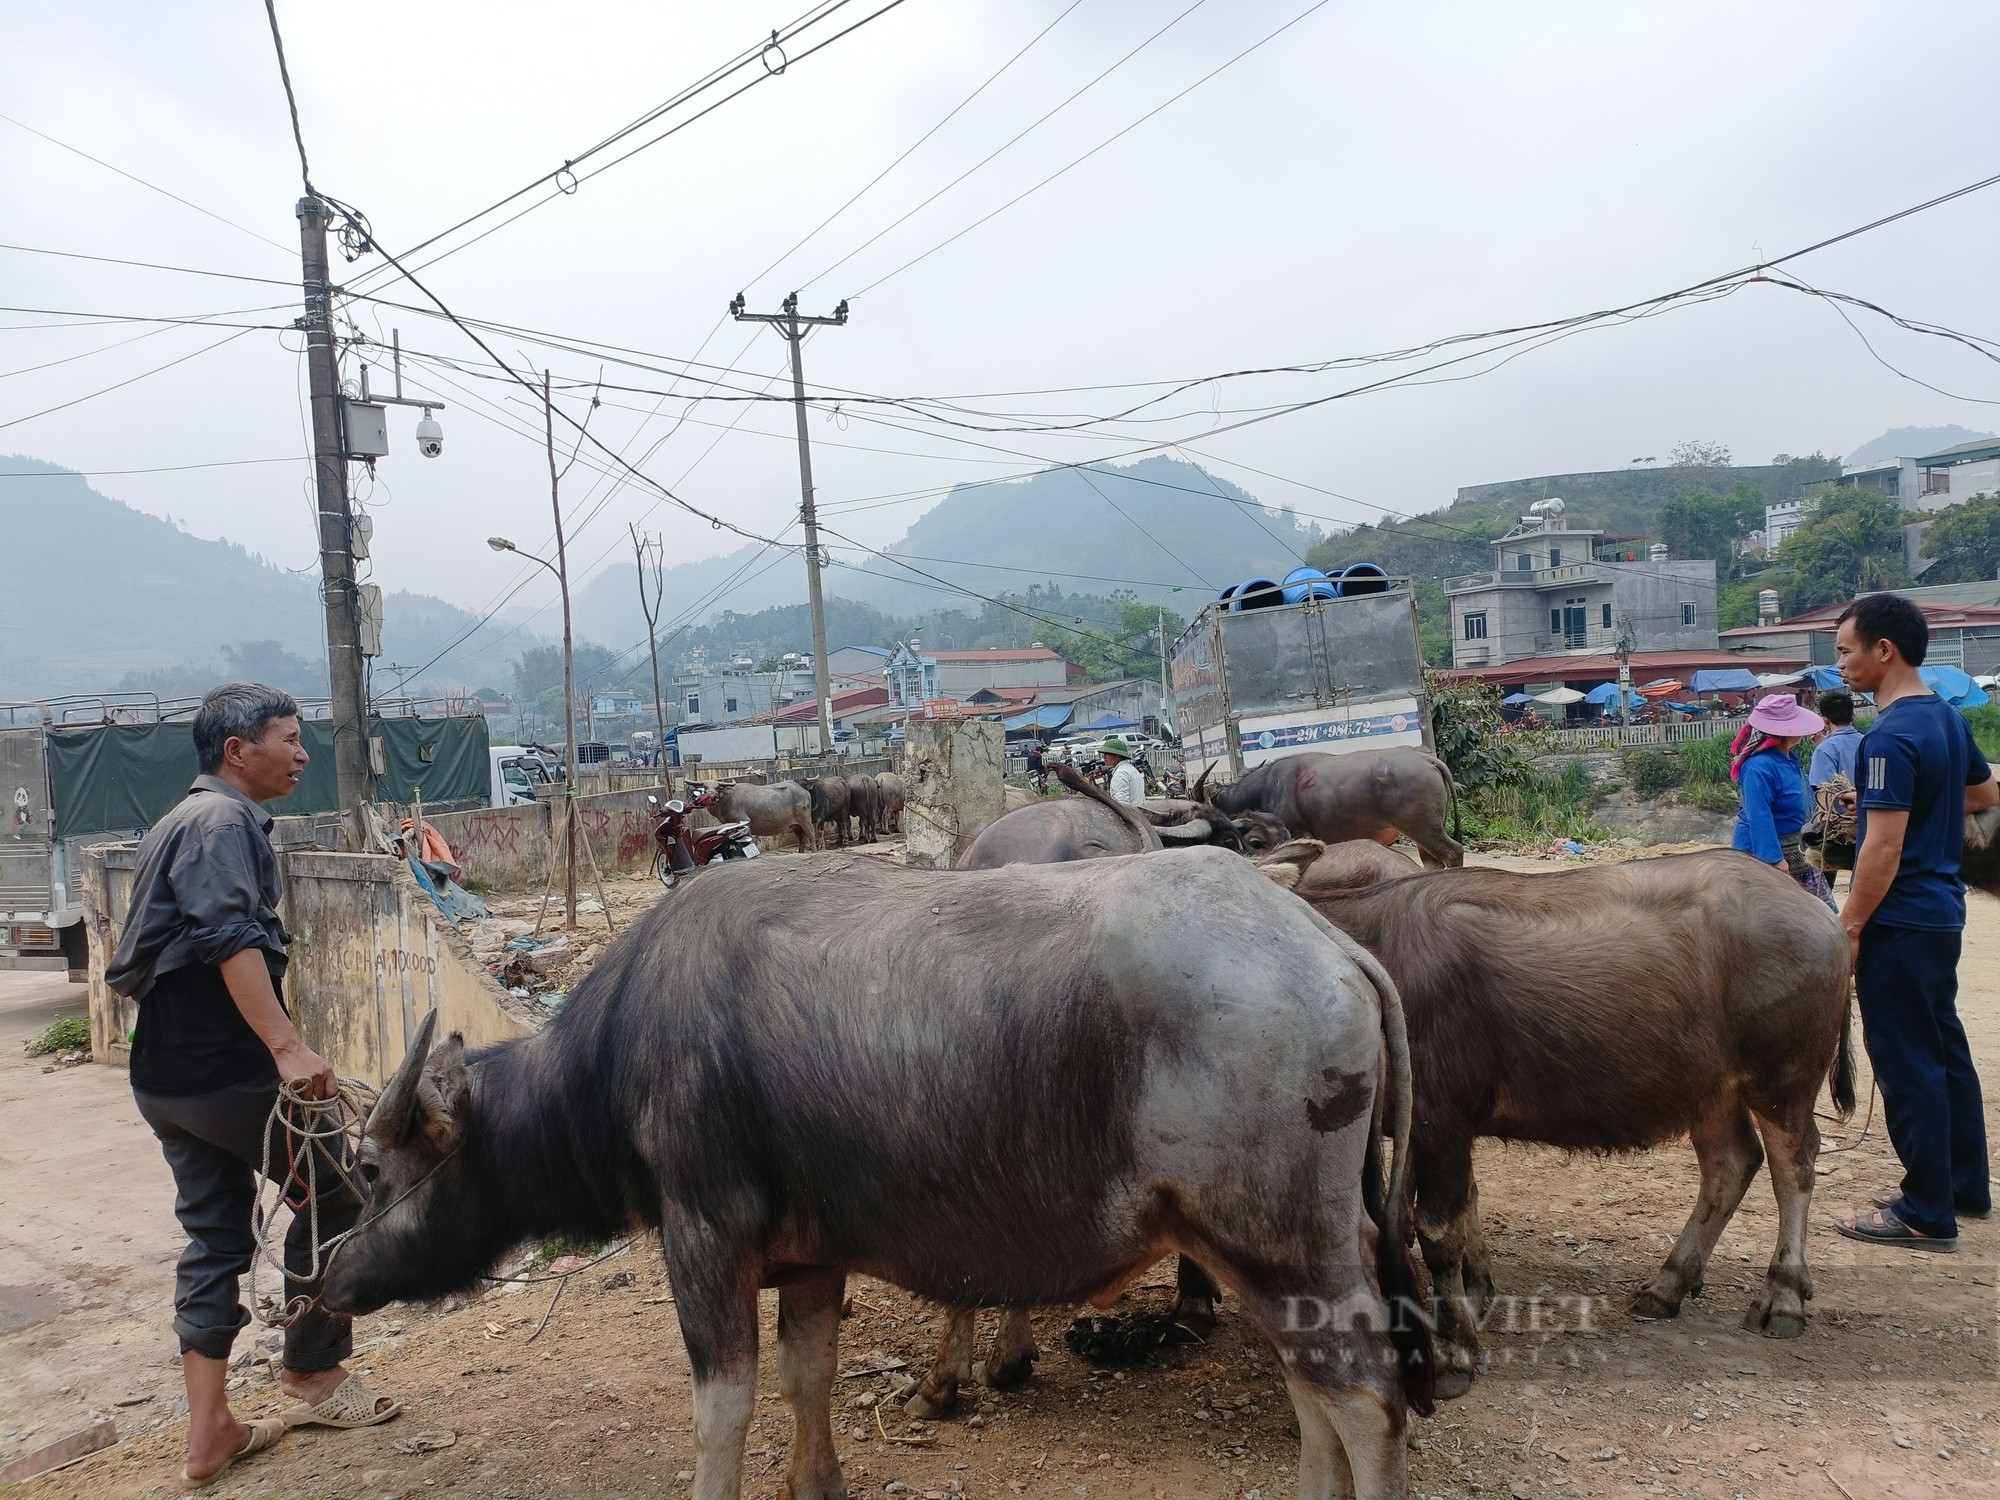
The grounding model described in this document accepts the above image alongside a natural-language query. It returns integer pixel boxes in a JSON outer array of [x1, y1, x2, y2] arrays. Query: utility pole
[[732, 291, 846, 759], [1615, 613, 1636, 734], [632, 524, 669, 787], [1156, 609, 1177, 739], [297, 197, 373, 848], [544, 372, 579, 931]]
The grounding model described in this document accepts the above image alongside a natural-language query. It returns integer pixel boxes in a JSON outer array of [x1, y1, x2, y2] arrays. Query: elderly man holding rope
[[107, 684, 403, 1487]]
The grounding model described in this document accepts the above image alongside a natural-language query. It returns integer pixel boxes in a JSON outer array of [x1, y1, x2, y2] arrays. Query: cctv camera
[[415, 411, 443, 459]]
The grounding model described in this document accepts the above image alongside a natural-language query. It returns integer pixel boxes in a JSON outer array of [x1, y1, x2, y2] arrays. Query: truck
[[1, 696, 497, 968], [1169, 576, 1433, 784]]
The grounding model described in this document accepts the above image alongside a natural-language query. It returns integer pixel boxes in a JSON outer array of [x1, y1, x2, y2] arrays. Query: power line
[[0, 112, 294, 256], [0, 241, 300, 287], [0, 456, 306, 478], [845, 0, 1335, 299], [0, 327, 256, 431]]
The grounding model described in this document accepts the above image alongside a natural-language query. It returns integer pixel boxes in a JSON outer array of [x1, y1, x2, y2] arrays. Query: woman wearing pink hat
[[1731, 693, 1835, 908]]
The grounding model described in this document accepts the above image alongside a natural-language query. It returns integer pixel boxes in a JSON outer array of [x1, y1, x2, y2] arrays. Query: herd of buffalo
[[324, 746, 2000, 1500]]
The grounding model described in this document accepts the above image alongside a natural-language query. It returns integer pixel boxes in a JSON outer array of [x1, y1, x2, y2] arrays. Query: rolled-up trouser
[[134, 1076, 359, 1371]]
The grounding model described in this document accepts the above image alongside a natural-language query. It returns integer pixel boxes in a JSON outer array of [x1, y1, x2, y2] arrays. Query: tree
[[1669, 439, 1733, 469], [1919, 493, 2000, 584], [1657, 484, 1766, 576], [1776, 487, 1909, 610]]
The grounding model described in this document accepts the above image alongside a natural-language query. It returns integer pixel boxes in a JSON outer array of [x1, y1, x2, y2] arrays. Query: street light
[[487, 532, 578, 929]]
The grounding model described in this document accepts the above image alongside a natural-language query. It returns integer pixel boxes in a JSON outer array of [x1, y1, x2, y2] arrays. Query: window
[[1681, 603, 1697, 626], [687, 694, 700, 715], [1518, 553, 1533, 571], [1551, 609, 1562, 635], [1602, 603, 1613, 629], [1549, 547, 1561, 567], [1463, 612, 1488, 641], [725, 697, 739, 713]]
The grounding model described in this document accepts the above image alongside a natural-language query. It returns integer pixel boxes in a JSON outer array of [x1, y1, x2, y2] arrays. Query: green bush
[[1686, 781, 1742, 814], [1678, 733, 1734, 786], [1967, 703, 2000, 761], [1626, 749, 1685, 797], [25, 1015, 90, 1056], [1460, 759, 1611, 842]]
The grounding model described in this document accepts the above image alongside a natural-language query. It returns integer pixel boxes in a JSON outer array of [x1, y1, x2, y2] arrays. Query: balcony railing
[[1445, 561, 1600, 592]]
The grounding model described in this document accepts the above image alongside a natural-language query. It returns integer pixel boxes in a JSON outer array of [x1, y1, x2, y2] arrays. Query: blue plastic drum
[[1334, 562, 1390, 597], [1229, 577, 1284, 610], [1281, 567, 1338, 603]]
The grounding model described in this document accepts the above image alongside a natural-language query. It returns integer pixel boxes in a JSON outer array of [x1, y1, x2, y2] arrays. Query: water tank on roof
[[1758, 589, 1781, 625], [1526, 497, 1566, 521], [1648, 543, 1669, 562]]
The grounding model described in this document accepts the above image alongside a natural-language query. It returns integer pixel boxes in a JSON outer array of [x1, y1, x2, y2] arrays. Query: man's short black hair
[[1818, 690, 1855, 725], [1837, 593, 1929, 667], [193, 683, 301, 773]]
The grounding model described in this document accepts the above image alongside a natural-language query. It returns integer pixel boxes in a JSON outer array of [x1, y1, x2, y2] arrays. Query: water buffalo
[[1209, 748, 1464, 867], [1259, 838, 1421, 896], [1967, 807, 2000, 898], [1138, 798, 1292, 854], [1306, 850, 1852, 1396], [326, 850, 1432, 1500], [803, 775, 852, 847], [959, 765, 1163, 868], [845, 772, 880, 843], [713, 780, 815, 853], [875, 772, 904, 833]]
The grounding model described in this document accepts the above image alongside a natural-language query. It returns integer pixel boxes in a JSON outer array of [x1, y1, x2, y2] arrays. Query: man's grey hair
[[194, 683, 301, 773]]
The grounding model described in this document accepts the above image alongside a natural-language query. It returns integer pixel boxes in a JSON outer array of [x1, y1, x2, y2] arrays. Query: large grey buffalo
[[1259, 838, 1421, 896], [325, 851, 1432, 1500], [875, 771, 904, 833], [713, 780, 815, 853], [1306, 850, 1852, 1396], [1209, 747, 1464, 867], [960, 764, 1287, 868]]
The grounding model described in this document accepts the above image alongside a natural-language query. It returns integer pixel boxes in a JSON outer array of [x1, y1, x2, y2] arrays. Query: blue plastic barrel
[[1229, 577, 1283, 610], [1215, 583, 1240, 607], [1334, 562, 1389, 597], [1281, 566, 1338, 603]]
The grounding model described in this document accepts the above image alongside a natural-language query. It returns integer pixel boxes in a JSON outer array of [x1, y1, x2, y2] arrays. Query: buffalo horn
[[367, 1009, 439, 1144], [1156, 818, 1213, 844], [1191, 762, 1213, 801]]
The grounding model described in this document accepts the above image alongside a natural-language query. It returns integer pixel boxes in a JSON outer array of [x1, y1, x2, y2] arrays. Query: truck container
[[1170, 579, 1432, 782]]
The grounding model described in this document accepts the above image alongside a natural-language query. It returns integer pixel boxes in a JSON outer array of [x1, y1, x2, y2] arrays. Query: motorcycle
[[648, 784, 760, 888]]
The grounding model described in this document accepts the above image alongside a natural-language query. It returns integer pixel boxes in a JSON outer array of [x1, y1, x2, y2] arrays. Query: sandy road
[[5, 864, 1999, 1499]]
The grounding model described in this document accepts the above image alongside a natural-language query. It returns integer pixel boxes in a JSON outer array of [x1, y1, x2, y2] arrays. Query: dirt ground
[[8, 848, 2000, 1500]]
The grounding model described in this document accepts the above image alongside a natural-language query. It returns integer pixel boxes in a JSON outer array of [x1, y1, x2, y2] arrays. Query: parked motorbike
[[648, 785, 760, 888]]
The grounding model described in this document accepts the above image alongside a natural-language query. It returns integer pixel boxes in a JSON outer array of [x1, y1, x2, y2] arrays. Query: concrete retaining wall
[[83, 842, 539, 1086]]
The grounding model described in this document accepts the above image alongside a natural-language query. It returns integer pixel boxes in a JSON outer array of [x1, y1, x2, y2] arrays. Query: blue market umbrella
[[1501, 693, 1534, 704], [1922, 664, 1990, 708]]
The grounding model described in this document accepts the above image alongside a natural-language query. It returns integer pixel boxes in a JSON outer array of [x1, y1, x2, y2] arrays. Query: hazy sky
[[5, 0, 1997, 647]]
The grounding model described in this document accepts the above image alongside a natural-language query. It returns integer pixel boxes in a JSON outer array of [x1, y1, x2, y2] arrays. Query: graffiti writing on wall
[[376, 948, 437, 976]]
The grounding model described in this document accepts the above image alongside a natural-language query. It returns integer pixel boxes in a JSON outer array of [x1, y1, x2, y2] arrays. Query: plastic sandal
[[282, 1373, 405, 1430], [1834, 1205, 1957, 1253], [184, 1416, 285, 1488]]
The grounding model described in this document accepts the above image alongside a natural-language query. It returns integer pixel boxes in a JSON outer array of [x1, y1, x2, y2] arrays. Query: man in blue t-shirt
[[1831, 594, 1998, 1252], [1808, 690, 1862, 792]]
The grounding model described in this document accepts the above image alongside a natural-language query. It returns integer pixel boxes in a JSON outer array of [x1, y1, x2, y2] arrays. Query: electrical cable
[[740, 0, 1088, 297], [0, 242, 299, 287], [0, 327, 256, 431], [0, 112, 294, 256], [0, 456, 307, 478], [843, 0, 1335, 299]]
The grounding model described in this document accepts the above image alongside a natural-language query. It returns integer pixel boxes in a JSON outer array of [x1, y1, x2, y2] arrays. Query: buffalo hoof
[[976, 1352, 1037, 1390], [1433, 1367, 1474, 1401], [1171, 1296, 1219, 1336], [904, 1385, 956, 1420], [1744, 1281, 1810, 1340], [1628, 1289, 1684, 1322]]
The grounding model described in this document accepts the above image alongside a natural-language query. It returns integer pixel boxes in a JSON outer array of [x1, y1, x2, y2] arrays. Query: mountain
[[1846, 426, 1996, 468], [571, 456, 1325, 651], [0, 457, 543, 701]]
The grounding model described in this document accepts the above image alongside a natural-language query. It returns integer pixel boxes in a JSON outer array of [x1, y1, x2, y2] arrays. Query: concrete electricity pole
[[297, 196, 373, 846], [544, 373, 580, 930], [731, 291, 846, 759]]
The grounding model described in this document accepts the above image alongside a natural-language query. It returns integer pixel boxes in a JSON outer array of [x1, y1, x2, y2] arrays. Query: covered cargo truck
[[1170, 578, 1432, 783]]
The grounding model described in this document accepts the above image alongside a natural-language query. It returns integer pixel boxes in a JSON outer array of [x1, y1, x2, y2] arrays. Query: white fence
[[1542, 717, 1741, 751]]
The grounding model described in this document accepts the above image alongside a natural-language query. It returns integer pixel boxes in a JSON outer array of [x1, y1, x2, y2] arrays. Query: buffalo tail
[[1051, 761, 1156, 842], [1831, 983, 1856, 1120], [1312, 921, 1437, 1416]]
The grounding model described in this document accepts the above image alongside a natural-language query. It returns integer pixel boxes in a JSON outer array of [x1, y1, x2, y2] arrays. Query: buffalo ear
[[1259, 862, 1302, 890], [367, 1009, 438, 1144], [413, 1033, 470, 1155]]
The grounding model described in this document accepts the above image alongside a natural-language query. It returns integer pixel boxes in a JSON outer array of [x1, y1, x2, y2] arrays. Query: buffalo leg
[[1457, 1179, 1497, 1320], [1633, 1099, 1763, 1322], [907, 1308, 976, 1418], [1240, 1282, 1407, 1500], [1415, 1197, 1481, 1400], [1173, 1256, 1222, 1331], [980, 1306, 1039, 1388], [1409, 824, 1465, 870], [776, 1268, 848, 1500], [1744, 1113, 1819, 1339], [662, 1209, 761, 1500]]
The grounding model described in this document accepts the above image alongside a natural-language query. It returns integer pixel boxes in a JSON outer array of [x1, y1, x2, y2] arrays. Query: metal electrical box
[[344, 400, 390, 457]]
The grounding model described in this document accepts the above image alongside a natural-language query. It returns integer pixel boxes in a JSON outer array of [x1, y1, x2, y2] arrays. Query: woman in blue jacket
[[1731, 693, 1835, 908]]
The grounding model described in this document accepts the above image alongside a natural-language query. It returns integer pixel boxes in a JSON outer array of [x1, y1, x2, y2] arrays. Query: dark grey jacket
[[106, 776, 290, 1002]]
